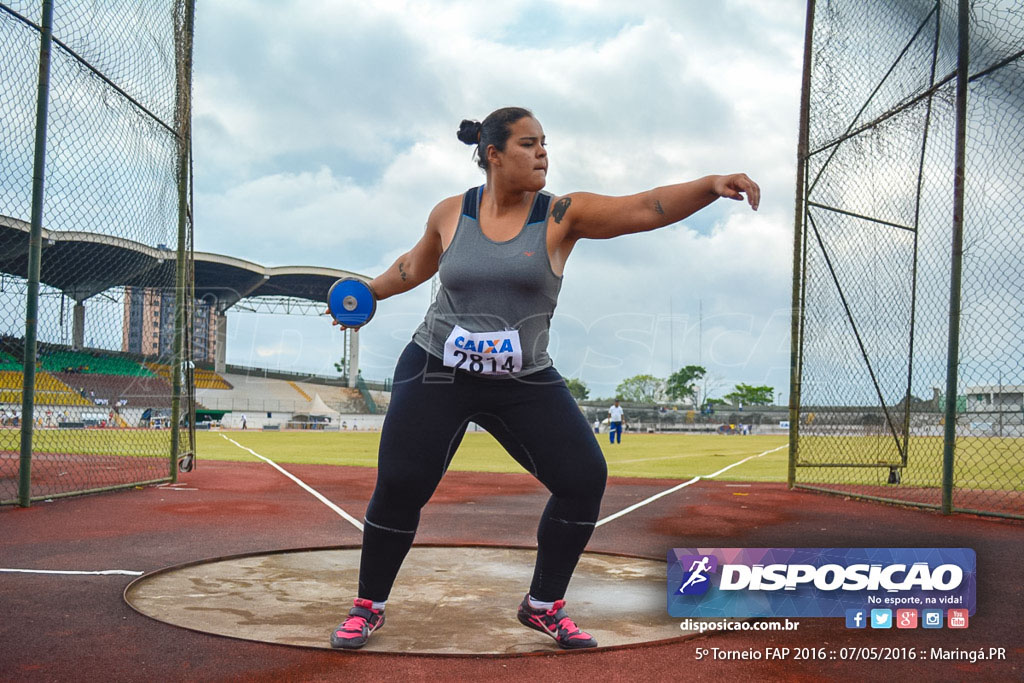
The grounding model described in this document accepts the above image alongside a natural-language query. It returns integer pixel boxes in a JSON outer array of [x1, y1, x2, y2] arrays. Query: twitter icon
[[870, 609, 893, 629]]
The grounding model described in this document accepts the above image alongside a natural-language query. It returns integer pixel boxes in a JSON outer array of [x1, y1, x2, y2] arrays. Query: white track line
[[155, 483, 198, 491], [0, 568, 142, 576], [595, 444, 788, 528], [220, 434, 363, 532]]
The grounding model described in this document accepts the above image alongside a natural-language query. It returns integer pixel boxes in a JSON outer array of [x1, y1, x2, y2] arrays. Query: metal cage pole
[[942, 0, 970, 515], [169, 0, 195, 482], [17, 0, 55, 507], [788, 0, 815, 488]]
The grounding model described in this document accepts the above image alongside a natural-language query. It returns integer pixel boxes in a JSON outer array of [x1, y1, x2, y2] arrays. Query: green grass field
[[7, 428, 1021, 490], [0, 427, 171, 458], [202, 430, 789, 481], [796, 435, 1024, 490]]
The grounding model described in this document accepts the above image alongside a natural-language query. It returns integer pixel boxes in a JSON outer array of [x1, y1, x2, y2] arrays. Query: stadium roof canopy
[[0, 215, 365, 310]]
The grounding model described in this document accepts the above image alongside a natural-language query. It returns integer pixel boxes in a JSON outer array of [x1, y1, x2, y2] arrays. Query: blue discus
[[328, 278, 376, 328]]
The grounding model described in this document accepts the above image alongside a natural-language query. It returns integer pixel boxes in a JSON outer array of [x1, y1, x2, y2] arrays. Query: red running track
[[1, 459, 1021, 681]]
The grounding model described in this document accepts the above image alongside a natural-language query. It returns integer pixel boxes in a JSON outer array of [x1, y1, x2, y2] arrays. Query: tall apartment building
[[122, 287, 216, 362]]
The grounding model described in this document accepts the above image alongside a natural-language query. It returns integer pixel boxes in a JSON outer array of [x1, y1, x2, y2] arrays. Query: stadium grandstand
[[0, 338, 390, 433], [1, 215, 389, 433], [1, 215, 372, 377], [194, 370, 390, 430]]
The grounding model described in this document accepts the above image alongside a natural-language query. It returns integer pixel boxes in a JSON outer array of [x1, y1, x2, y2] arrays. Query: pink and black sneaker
[[330, 598, 385, 649], [517, 595, 598, 649]]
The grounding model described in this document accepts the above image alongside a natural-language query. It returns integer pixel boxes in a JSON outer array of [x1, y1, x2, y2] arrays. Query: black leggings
[[358, 342, 607, 603]]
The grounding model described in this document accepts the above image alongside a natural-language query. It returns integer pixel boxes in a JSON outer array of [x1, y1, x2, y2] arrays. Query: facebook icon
[[845, 609, 867, 629]]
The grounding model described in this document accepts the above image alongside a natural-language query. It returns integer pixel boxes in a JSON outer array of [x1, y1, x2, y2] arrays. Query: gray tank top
[[412, 185, 562, 376]]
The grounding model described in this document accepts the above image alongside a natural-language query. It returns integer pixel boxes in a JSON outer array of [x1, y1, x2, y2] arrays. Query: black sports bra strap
[[463, 187, 550, 223], [527, 193, 552, 225], [461, 185, 481, 219]]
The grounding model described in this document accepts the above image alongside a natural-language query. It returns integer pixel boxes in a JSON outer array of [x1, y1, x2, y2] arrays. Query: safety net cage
[[790, 0, 1023, 519], [0, 0, 196, 504]]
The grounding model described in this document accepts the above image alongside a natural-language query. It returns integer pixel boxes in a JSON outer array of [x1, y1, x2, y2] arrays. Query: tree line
[[563, 366, 775, 408]]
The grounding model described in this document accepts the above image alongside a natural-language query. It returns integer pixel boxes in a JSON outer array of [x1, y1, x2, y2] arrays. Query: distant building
[[964, 385, 1024, 412], [191, 300, 216, 363], [122, 287, 216, 362]]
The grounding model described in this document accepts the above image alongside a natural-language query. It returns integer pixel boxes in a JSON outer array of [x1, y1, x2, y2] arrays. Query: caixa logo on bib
[[452, 335, 516, 354], [667, 548, 976, 618]]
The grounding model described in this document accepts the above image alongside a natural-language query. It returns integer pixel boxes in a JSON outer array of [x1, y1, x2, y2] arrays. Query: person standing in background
[[608, 400, 624, 444]]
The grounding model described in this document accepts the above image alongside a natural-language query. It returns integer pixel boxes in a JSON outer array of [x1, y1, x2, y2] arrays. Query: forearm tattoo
[[654, 199, 665, 215], [552, 197, 571, 223], [398, 261, 407, 281]]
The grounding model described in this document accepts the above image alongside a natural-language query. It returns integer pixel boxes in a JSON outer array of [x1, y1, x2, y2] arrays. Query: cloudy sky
[[191, 0, 806, 400]]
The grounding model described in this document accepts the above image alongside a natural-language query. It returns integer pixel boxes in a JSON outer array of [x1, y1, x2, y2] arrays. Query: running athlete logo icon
[[676, 554, 718, 595]]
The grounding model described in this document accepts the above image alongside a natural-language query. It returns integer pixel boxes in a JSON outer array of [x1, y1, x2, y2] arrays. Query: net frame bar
[[16, 0, 54, 506]]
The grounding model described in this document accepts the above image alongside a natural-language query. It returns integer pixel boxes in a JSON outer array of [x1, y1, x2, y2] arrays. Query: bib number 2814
[[443, 325, 522, 376]]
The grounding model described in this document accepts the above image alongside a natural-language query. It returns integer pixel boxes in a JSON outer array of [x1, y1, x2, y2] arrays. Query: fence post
[[788, 0, 815, 488], [18, 0, 55, 508], [169, 0, 196, 483], [942, 0, 970, 515]]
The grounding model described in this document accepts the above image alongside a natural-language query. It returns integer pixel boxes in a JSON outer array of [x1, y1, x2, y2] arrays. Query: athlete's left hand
[[713, 173, 760, 211]]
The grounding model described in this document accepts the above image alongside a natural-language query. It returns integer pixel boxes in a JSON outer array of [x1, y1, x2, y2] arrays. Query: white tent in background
[[293, 393, 340, 424]]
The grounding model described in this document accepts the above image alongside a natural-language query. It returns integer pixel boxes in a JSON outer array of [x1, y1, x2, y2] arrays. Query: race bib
[[443, 325, 522, 375]]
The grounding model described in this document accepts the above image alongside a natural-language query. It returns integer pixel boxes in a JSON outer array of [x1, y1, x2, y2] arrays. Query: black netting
[[793, 0, 1022, 518], [1, 1, 194, 504]]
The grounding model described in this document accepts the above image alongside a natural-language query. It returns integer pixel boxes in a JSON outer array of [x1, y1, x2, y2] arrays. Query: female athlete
[[328, 106, 759, 650]]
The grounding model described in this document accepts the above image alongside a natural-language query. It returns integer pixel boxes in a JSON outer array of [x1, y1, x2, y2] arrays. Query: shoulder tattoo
[[552, 197, 572, 223]]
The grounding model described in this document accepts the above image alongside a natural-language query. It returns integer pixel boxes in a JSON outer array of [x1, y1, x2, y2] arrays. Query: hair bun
[[457, 119, 482, 145]]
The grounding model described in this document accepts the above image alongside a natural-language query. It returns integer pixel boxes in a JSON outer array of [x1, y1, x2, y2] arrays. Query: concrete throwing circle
[[125, 546, 689, 655]]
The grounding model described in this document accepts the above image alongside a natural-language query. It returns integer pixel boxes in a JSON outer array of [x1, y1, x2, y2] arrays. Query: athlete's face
[[489, 116, 547, 191]]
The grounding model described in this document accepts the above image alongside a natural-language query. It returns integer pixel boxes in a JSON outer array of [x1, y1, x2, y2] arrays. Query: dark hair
[[457, 106, 534, 172]]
